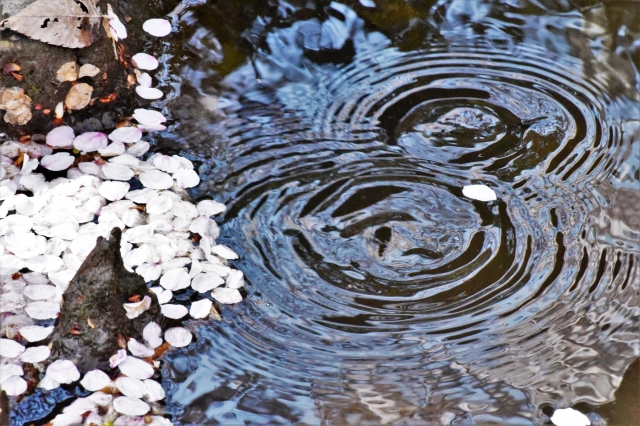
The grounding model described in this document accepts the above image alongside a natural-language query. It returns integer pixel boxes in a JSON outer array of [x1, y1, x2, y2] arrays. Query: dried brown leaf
[[56, 61, 78, 82], [65, 82, 93, 110], [1, 0, 103, 49]]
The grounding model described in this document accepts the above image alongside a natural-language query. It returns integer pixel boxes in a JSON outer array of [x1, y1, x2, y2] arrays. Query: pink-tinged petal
[[159, 268, 190, 291], [41, 152, 75, 171], [164, 327, 192, 348], [81, 370, 111, 392], [98, 142, 125, 157], [211, 287, 243, 304], [135, 87, 164, 100], [127, 338, 155, 358], [109, 127, 142, 143], [139, 170, 173, 190], [19, 345, 51, 363], [113, 396, 150, 416], [142, 322, 163, 349], [123, 295, 152, 319], [137, 73, 152, 88], [46, 126, 75, 148], [110, 349, 128, 368], [99, 181, 130, 201], [2, 376, 27, 396], [160, 304, 188, 319], [136, 123, 167, 132], [46, 360, 80, 384], [132, 53, 158, 71], [142, 19, 172, 37], [118, 357, 154, 380], [102, 163, 134, 181], [173, 168, 200, 188], [152, 155, 179, 173], [133, 109, 166, 125], [107, 7, 127, 40], [73, 132, 108, 152]]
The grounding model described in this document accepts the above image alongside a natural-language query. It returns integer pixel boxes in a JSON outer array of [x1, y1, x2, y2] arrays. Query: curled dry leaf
[[65, 82, 93, 110], [78, 63, 100, 78], [1, 0, 103, 48], [56, 61, 78, 82]]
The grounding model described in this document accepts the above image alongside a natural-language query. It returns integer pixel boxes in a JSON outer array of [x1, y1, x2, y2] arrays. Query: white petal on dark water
[[196, 199, 226, 217], [462, 184, 497, 202], [143, 378, 166, 401], [118, 357, 154, 380], [127, 338, 155, 358], [136, 86, 164, 100], [46, 360, 80, 384], [551, 408, 591, 426], [159, 268, 190, 291], [46, 126, 75, 148], [191, 272, 224, 293], [139, 170, 173, 190], [98, 142, 126, 157], [161, 303, 188, 319], [18, 345, 51, 363], [0, 338, 25, 358], [211, 244, 239, 260], [73, 132, 108, 152], [132, 53, 159, 71], [211, 287, 243, 304], [109, 127, 143, 143], [173, 168, 200, 188], [225, 269, 245, 289], [115, 376, 146, 398], [164, 327, 192, 348], [143, 19, 172, 37], [19, 325, 54, 342], [127, 141, 151, 157], [189, 298, 212, 319], [143, 322, 163, 349], [1, 375, 28, 396], [133, 109, 166, 125]]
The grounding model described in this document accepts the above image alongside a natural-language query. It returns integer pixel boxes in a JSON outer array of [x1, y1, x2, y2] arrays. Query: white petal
[[551, 408, 591, 426], [46, 360, 80, 384], [127, 338, 155, 358], [46, 126, 75, 148], [137, 123, 167, 132], [2, 375, 27, 396], [225, 269, 245, 289], [136, 86, 164, 100], [211, 244, 238, 260], [173, 155, 194, 170], [110, 349, 128, 368], [190, 298, 212, 319], [143, 322, 163, 349], [80, 370, 111, 392], [139, 170, 173, 190], [78, 161, 101, 176], [150, 286, 173, 304], [148, 416, 173, 426], [0, 364, 23, 382], [123, 295, 152, 319], [88, 391, 113, 406], [99, 181, 130, 201], [137, 72, 152, 88], [133, 109, 166, 126], [0, 338, 25, 358], [161, 304, 188, 319], [143, 19, 172, 37], [211, 288, 243, 304], [48, 269, 75, 292], [159, 268, 190, 291], [146, 194, 173, 215], [164, 327, 192, 348], [109, 154, 140, 167], [98, 142, 126, 157], [41, 152, 75, 171], [109, 127, 143, 143], [113, 396, 150, 416], [19, 325, 54, 342], [0, 254, 25, 275], [191, 272, 224, 292], [136, 263, 162, 282], [173, 168, 200, 188], [143, 379, 165, 401], [102, 163, 134, 181], [38, 374, 61, 390], [70, 235, 98, 257], [107, 8, 127, 39], [196, 199, 226, 217], [127, 141, 151, 157], [118, 357, 154, 380], [152, 155, 179, 173], [63, 397, 97, 415], [116, 376, 146, 398], [24, 284, 58, 301], [25, 301, 60, 319], [462, 184, 497, 202], [123, 225, 155, 244], [125, 188, 158, 204], [73, 132, 108, 152], [132, 53, 159, 71], [19, 345, 51, 363], [359, 0, 376, 7], [25, 255, 64, 273]]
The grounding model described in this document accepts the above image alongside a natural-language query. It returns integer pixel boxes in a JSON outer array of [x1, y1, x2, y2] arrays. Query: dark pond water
[[159, 0, 639, 424]]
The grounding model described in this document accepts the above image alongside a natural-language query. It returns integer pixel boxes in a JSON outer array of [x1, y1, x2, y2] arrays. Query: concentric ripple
[[167, 14, 639, 425]]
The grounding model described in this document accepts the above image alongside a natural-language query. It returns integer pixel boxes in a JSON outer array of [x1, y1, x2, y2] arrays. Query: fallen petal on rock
[[123, 295, 152, 319], [78, 64, 101, 78], [46, 126, 75, 148], [211, 287, 243, 304], [132, 53, 159, 71], [19, 345, 50, 363], [110, 349, 127, 368], [143, 322, 163, 349], [118, 357, 154, 380], [56, 61, 78, 82], [462, 184, 497, 202], [107, 6, 128, 40], [41, 152, 75, 171], [19, 325, 54, 342], [136, 86, 164, 100], [65, 83, 93, 110], [143, 19, 172, 37], [46, 360, 80, 384], [137, 72, 152, 88], [74, 132, 108, 152], [164, 327, 192, 348], [80, 369, 112, 392], [127, 338, 155, 358], [113, 396, 150, 416]]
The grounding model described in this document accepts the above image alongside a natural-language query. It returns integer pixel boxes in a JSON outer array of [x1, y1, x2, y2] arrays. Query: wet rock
[[50, 227, 161, 373]]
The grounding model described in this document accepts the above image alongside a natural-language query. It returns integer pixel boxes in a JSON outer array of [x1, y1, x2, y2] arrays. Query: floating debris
[[462, 184, 497, 202], [551, 408, 591, 426], [143, 19, 172, 37]]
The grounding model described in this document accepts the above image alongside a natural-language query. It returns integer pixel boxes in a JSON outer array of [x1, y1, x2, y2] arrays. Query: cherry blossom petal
[[148, 416, 173, 426], [38, 374, 60, 390], [146, 194, 173, 215], [133, 109, 166, 125], [211, 244, 238, 260], [88, 391, 113, 406], [41, 152, 75, 171], [211, 287, 243, 304], [143, 379, 166, 402], [136, 123, 167, 132], [107, 6, 127, 40], [173, 155, 194, 170], [116, 377, 146, 398], [225, 269, 245, 289], [196, 200, 226, 217], [150, 286, 173, 304], [46, 126, 75, 148], [150, 155, 177, 174], [78, 162, 101, 175], [46, 360, 80, 384], [136, 263, 162, 282], [19, 345, 50, 363], [19, 325, 54, 342], [99, 181, 130, 201], [191, 272, 224, 293], [139, 170, 173, 190], [102, 163, 134, 181], [110, 349, 127, 368], [143, 322, 163, 349], [98, 142, 126, 157], [0, 254, 25, 275], [136, 86, 164, 100], [118, 357, 154, 380], [113, 396, 150, 416], [81, 370, 111, 392], [127, 141, 151, 157], [190, 298, 212, 319], [132, 53, 158, 71], [2, 375, 27, 396], [48, 269, 75, 291], [0, 364, 23, 382], [161, 304, 188, 319], [0, 338, 25, 358], [25, 301, 60, 319], [73, 132, 108, 152], [109, 127, 142, 143], [123, 225, 154, 244], [164, 327, 192, 348], [551, 408, 591, 426], [462, 184, 497, 202], [25, 255, 64, 273], [124, 295, 152, 319], [137, 72, 152, 88], [127, 338, 155, 358], [78, 64, 101, 78], [143, 19, 172, 37], [159, 268, 190, 291], [24, 284, 57, 301], [173, 168, 200, 188], [71, 235, 98, 257], [63, 397, 97, 415]]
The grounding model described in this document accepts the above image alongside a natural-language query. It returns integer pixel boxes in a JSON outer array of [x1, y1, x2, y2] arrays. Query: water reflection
[[165, 0, 639, 424]]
